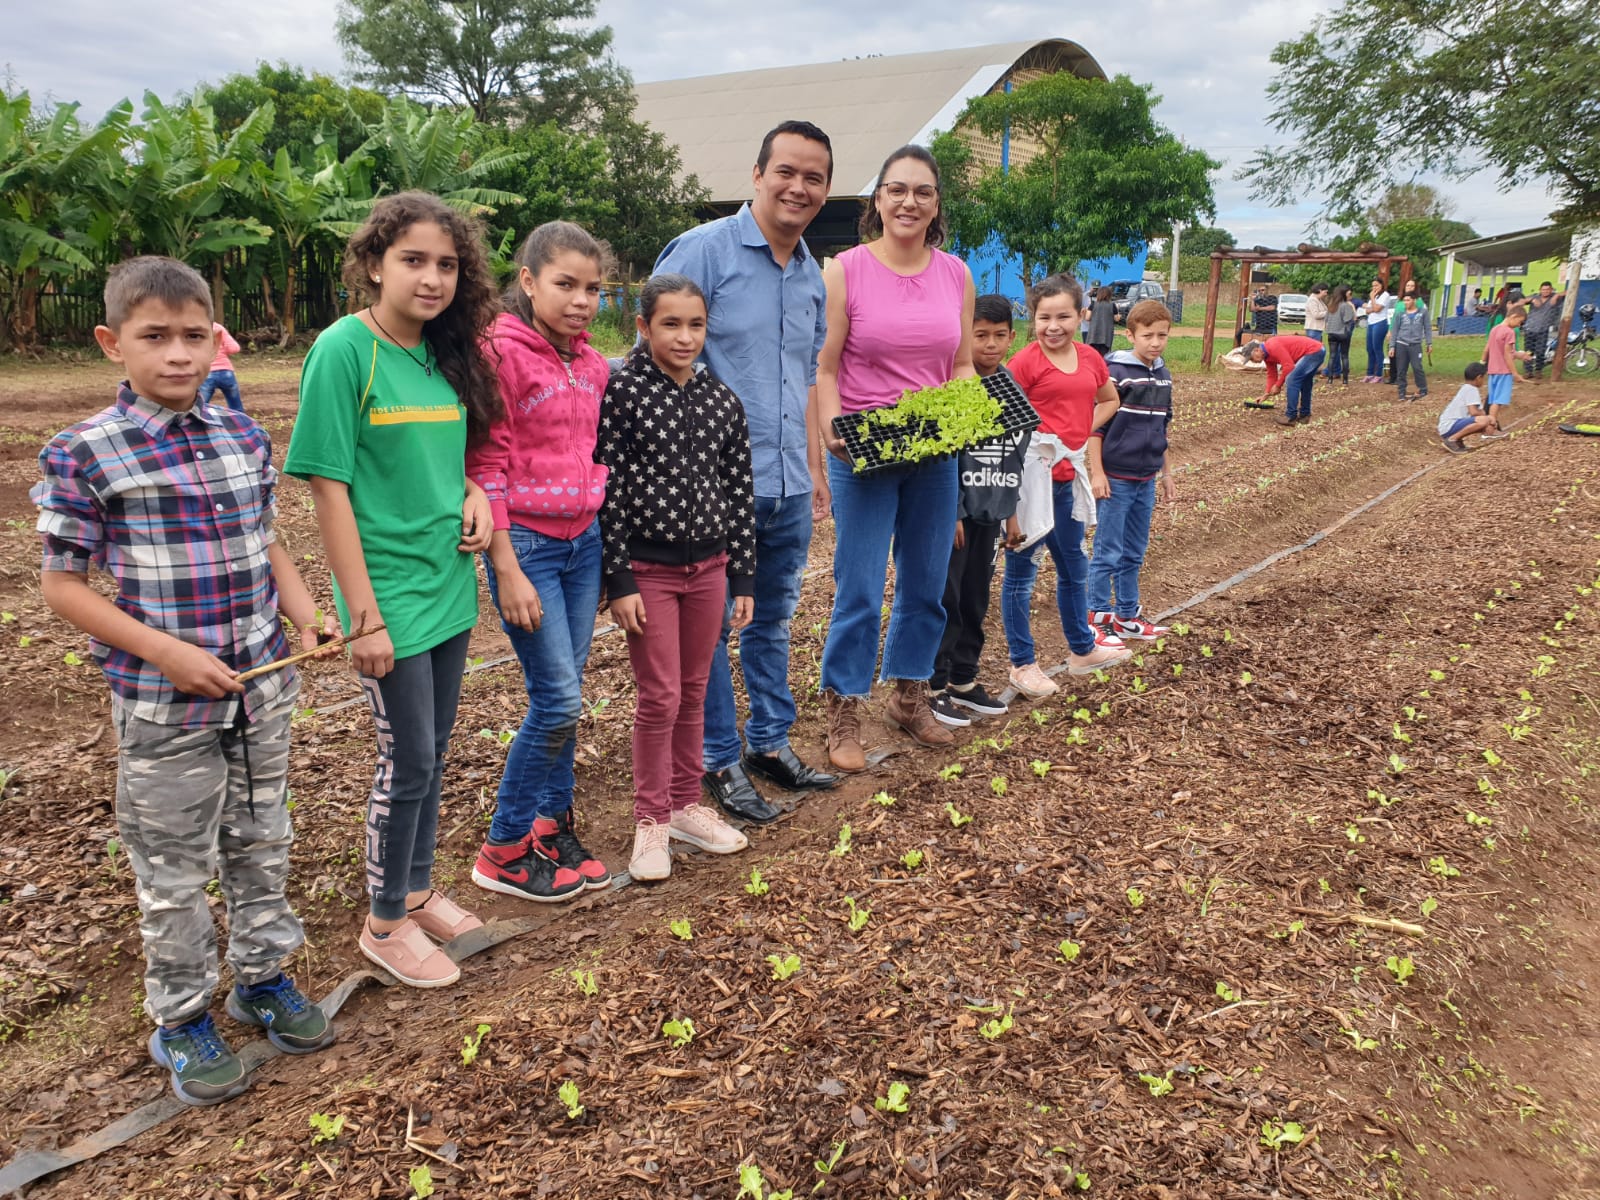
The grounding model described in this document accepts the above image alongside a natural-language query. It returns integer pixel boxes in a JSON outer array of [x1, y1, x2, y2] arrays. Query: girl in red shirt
[[1001, 276, 1133, 693]]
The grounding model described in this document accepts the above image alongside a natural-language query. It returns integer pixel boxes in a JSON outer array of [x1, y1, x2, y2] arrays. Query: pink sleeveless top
[[836, 245, 967, 413]]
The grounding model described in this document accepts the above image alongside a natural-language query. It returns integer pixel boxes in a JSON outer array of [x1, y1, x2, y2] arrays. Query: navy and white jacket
[[1093, 350, 1172, 482]]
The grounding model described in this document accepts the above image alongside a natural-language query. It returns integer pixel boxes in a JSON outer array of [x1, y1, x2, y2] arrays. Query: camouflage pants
[[112, 682, 304, 1026]]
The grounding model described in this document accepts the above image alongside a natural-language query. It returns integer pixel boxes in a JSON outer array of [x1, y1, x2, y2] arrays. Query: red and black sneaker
[[1110, 612, 1170, 642], [534, 811, 612, 890], [1088, 609, 1116, 631], [471, 834, 583, 903]]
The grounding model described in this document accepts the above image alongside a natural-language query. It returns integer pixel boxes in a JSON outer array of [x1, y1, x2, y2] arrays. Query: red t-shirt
[[1008, 340, 1109, 481], [1262, 334, 1324, 391], [1485, 324, 1516, 375]]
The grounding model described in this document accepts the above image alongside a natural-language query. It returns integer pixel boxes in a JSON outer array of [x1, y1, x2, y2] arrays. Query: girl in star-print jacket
[[595, 273, 757, 882]]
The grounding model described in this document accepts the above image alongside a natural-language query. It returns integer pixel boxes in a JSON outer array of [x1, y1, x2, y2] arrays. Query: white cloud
[[5, 0, 1565, 245]]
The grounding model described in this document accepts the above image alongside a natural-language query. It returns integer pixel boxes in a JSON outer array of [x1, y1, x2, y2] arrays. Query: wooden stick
[[235, 620, 386, 683]]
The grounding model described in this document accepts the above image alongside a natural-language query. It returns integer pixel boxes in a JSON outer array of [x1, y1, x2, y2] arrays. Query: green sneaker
[[226, 974, 335, 1054], [148, 1013, 249, 1106]]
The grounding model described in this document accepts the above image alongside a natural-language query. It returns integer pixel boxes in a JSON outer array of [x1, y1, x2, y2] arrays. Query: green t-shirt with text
[[285, 315, 478, 659]]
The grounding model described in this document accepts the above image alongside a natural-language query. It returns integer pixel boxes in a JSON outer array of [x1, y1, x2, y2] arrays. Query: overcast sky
[[6, 0, 1562, 247]]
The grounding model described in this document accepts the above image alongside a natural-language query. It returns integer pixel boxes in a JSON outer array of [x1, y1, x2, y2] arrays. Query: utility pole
[[1170, 221, 1183, 292]]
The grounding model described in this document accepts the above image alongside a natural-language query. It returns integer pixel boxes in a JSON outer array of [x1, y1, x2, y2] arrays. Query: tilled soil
[[1, 358, 1598, 1199]]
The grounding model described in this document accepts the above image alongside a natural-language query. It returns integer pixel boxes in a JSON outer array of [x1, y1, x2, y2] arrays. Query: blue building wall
[[961, 234, 1149, 308]]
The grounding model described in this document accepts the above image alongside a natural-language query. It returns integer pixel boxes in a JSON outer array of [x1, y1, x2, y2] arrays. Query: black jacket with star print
[[594, 343, 756, 599]]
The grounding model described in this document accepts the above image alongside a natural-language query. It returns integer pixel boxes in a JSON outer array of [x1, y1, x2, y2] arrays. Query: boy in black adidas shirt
[[930, 295, 1030, 726]]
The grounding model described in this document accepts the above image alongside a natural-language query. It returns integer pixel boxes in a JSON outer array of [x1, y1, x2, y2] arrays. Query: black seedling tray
[[833, 373, 1040, 474]]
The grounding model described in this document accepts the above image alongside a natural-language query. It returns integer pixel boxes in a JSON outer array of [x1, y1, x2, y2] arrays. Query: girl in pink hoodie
[[466, 222, 612, 903]]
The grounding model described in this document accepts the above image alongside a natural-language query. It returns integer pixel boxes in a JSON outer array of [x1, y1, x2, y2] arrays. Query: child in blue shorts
[[1482, 306, 1529, 438]]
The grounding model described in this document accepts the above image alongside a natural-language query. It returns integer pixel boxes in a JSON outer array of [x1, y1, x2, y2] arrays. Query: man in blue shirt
[[655, 120, 838, 823]]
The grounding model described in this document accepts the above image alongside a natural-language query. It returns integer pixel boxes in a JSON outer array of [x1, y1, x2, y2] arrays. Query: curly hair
[[342, 191, 503, 445]]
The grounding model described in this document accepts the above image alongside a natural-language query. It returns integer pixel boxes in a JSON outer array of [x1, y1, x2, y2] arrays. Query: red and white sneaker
[[1093, 626, 1126, 651], [1088, 609, 1116, 631], [1110, 613, 1169, 642]]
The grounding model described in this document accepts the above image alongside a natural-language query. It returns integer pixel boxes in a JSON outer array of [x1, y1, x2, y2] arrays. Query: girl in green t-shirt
[[285, 192, 502, 990]]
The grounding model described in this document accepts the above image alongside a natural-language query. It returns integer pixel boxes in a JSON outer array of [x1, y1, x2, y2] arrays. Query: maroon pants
[[625, 555, 728, 823]]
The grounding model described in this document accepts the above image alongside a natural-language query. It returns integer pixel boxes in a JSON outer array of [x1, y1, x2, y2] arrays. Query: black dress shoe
[[741, 746, 839, 791], [703, 764, 781, 824]]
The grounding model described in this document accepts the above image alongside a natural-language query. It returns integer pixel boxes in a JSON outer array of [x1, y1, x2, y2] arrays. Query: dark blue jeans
[[1284, 350, 1326, 420], [1087, 476, 1157, 619], [821, 455, 957, 696], [481, 523, 602, 841], [201, 370, 243, 413], [1365, 321, 1388, 377], [702, 493, 813, 772], [1324, 334, 1350, 380], [1000, 481, 1096, 663]]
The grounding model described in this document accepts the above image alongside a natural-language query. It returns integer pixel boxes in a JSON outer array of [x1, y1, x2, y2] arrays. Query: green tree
[[474, 120, 617, 277], [197, 62, 387, 160], [353, 100, 525, 216], [933, 73, 1218, 284], [335, 0, 629, 127], [1244, 0, 1600, 223], [1275, 219, 1448, 296], [594, 101, 709, 285], [0, 91, 128, 349], [250, 143, 365, 345]]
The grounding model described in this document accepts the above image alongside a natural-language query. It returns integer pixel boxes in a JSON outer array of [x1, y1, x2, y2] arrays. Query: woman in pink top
[[816, 144, 976, 770], [200, 322, 243, 412]]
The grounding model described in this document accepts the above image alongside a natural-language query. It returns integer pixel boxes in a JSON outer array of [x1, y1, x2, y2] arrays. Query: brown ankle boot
[[884, 679, 956, 748], [826, 691, 866, 772]]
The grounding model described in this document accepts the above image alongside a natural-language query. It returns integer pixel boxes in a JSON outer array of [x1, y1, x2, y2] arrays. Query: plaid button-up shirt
[[32, 385, 293, 727]]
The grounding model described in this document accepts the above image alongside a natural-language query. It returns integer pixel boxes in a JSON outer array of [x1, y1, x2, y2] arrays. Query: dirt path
[[1, 362, 1598, 1198]]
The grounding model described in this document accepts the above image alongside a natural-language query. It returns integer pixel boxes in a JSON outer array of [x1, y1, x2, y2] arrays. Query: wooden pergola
[[1200, 247, 1413, 366]]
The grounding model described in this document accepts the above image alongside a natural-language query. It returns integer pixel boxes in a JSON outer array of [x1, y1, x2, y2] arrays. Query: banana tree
[[251, 142, 365, 345], [0, 92, 128, 349], [351, 100, 524, 218]]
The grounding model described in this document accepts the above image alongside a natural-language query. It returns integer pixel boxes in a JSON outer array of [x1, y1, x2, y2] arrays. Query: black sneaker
[[472, 834, 584, 902], [226, 974, 336, 1054], [928, 690, 973, 728], [946, 682, 1009, 716], [534, 811, 611, 889], [149, 1013, 249, 1106]]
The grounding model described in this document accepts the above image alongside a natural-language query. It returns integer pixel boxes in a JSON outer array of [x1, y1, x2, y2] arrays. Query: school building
[[632, 39, 1149, 304], [1433, 223, 1600, 334]]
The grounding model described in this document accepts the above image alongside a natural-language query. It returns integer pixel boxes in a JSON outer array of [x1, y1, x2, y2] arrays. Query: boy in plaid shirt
[[33, 258, 339, 1106]]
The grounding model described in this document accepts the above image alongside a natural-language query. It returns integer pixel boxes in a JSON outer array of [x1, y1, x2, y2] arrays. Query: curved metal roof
[[633, 39, 1106, 203]]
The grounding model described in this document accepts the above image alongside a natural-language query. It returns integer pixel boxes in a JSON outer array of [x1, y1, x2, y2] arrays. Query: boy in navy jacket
[[1087, 300, 1175, 642], [930, 294, 1029, 726]]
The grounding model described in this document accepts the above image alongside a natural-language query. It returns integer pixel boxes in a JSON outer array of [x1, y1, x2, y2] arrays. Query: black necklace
[[369, 310, 432, 376]]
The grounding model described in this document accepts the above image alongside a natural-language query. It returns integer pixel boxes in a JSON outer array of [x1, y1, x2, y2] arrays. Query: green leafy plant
[[1126, 887, 1146, 909], [570, 969, 598, 997], [1386, 955, 1415, 985], [476, 727, 515, 746], [736, 1163, 794, 1200], [847, 376, 1002, 472], [900, 849, 924, 871], [1420, 897, 1438, 918], [871, 790, 897, 807], [990, 775, 1008, 797], [1031, 709, 1049, 725], [1171, 663, 1184, 678], [874, 1081, 911, 1113], [1200, 644, 1214, 658], [1139, 1070, 1175, 1097], [1057, 939, 1081, 963], [558, 1080, 584, 1120], [662, 1017, 695, 1049], [813, 1140, 847, 1191], [308, 1111, 345, 1146], [1214, 980, 1239, 1003], [1260, 1120, 1306, 1150], [670, 918, 694, 940], [1428, 856, 1461, 878], [1483, 747, 1504, 767], [831, 823, 853, 856], [978, 1008, 1014, 1040], [410, 1165, 435, 1198], [767, 953, 802, 981], [944, 801, 972, 828], [1341, 1026, 1380, 1052], [744, 868, 770, 897], [844, 896, 871, 932], [63, 651, 84, 667], [1031, 759, 1052, 777], [1238, 670, 1253, 685], [1387, 752, 1408, 775], [1130, 675, 1148, 694], [937, 763, 964, 780], [460, 1022, 490, 1066]]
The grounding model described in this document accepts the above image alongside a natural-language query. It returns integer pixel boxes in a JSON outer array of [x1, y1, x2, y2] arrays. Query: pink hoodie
[[468, 312, 610, 538]]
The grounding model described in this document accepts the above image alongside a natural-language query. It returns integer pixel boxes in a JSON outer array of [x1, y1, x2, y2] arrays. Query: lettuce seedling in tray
[[834, 373, 1038, 473]]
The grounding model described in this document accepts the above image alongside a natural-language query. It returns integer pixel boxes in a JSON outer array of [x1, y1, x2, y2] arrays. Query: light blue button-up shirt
[[654, 204, 827, 498]]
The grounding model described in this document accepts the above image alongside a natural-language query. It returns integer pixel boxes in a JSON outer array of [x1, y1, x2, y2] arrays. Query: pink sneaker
[[668, 804, 748, 854], [1067, 643, 1133, 675], [406, 890, 485, 941], [1008, 662, 1058, 698], [359, 918, 460, 988], [629, 819, 672, 881]]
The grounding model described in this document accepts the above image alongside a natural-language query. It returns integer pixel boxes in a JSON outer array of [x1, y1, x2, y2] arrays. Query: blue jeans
[[1365, 321, 1387, 377], [1284, 350, 1325, 419], [702, 493, 813, 772], [821, 455, 957, 696], [1087, 476, 1157, 618], [201, 370, 243, 412], [481, 523, 602, 841], [1305, 329, 1323, 343], [1000, 482, 1096, 663]]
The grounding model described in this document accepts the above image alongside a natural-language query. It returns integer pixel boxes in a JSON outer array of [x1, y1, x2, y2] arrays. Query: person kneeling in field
[[1438, 362, 1495, 454], [32, 258, 340, 1107]]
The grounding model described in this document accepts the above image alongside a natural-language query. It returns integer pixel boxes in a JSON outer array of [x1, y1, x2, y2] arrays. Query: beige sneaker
[[629, 819, 672, 881], [359, 918, 460, 988], [668, 804, 749, 854], [1066, 643, 1134, 676], [1009, 662, 1059, 698], [406, 890, 484, 942]]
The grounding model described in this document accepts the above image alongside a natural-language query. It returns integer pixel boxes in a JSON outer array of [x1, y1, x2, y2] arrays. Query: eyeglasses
[[879, 182, 938, 206]]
